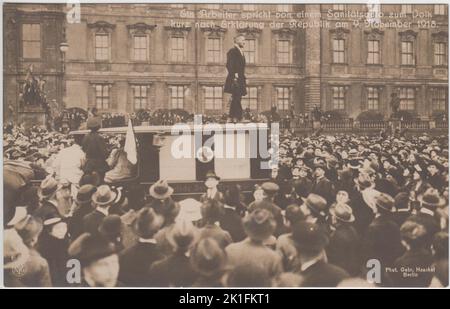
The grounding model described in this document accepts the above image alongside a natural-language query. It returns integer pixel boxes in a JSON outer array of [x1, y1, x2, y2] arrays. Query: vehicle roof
[[70, 123, 269, 135]]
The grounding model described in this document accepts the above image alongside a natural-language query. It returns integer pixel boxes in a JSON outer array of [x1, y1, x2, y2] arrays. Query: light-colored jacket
[[52, 144, 85, 184]]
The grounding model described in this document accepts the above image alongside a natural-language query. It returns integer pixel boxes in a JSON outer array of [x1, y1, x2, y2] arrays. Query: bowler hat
[[374, 193, 396, 212], [149, 180, 174, 200], [302, 193, 328, 218], [76, 184, 97, 204], [292, 222, 329, 254], [38, 177, 58, 199], [68, 233, 116, 267], [91, 185, 117, 206], [261, 182, 279, 195], [243, 209, 276, 242], [330, 203, 355, 223], [205, 170, 220, 181], [418, 188, 446, 209]]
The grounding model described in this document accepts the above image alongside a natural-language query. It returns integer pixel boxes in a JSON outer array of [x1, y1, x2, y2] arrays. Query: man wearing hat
[[198, 199, 232, 249], [393, 192, 413, 227], [391, 220, 434, 287], [51, 134, 85, 199], [311, 161, 334, 206], [300, 193, 329, 227], [248, 182, 284, 235], [291, 221, 349, 287], [149, 220, 198, 287], [226, 209, 283, 280], [362, 193, 404, 278], [200, 171, 224, 203], [83, 184, 116, 236], [68, 233, 120, 287], [33, 176, 61, 221], [348, 173, 378, 234], [82, 116, 109, 180], [292, 165, 313, 199], [407, 188, 445, 248], [427, 162, 445, 192], [119, 207, 164, 287], [326, 203, 360, 276], [68, 184, 97, 239]]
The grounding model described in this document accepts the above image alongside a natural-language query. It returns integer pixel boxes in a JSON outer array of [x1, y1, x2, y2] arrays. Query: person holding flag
[[104, 119, 137, 183]]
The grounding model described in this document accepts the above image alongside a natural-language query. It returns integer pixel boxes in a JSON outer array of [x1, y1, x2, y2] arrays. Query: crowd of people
[[3, 115, 449, 287]]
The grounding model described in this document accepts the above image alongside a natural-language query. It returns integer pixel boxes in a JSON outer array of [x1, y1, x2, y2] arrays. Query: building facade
[[3, 3, 448, 122]]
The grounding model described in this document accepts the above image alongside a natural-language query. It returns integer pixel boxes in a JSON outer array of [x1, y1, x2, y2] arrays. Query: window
[[95, 84, 110, 109], [399, 88, 415, 110], [204, 86, 222, 110], [206, 37, 221, 63], [276, 87, 291, 111], [277, 40, 291, 64], [170, 37, 185, 62], [333, 4, 345, 11], [133, 85, 147, 109], [367, 40, 380, 64], [243, 4, 256, 11], [434, 5, 447, 15], [22, 24, 41, 59], [206, 4, 220, 10], [244, 38, 256, 64], [333, 39, 345, 63], [401, 5, 413, 14], [332, 86, 345, 110], [95, 33, 109, 61], [434, 42, 447, 66], [242, 87, 258, 110], [169, 85, 185, 109], [432, 88, 447, 111], [401, 41, 414, 65], [133, 35, 148, 61], [277, 5, 291, 12], [367, 87, 379, 110]]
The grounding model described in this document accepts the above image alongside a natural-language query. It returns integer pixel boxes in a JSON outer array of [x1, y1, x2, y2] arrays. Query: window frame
[[244, 38, 257, 64], [94, 32, 110, 61], [241, 86, 259, 111], [332, 38, 346, 64], [22, 23, 41, 59], [170, 36, 186, 63], [366, 87, 380, 110], [276, 86, 291, 111], [94, 84, 111, 110], [206, 37, 222, 64], [399, 87, 416, 111], [204, 86, 223, 110], [432, 87, 447, 111], [132, 85, 148, 110], [169, 85, 185, 109], [434, 41, 447, 66], [132, 34, 148, 62], [331, 86, 346, 110], [277, 39, 291, 64], [367, 39, 380, 64], [401, 40, 415, 66]]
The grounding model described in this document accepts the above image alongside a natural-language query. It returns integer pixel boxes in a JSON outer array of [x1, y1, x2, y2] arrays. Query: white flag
[[124, 119, 137, 165]]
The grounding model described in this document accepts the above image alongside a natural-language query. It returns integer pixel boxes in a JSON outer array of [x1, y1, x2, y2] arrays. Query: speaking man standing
[[224, 34, 247, 122]]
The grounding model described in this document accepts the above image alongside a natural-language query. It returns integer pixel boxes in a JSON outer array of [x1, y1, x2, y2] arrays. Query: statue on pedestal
[[390, 92, 400, 119]]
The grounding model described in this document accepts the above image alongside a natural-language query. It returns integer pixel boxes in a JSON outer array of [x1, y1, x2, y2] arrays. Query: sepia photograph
[[2, 0, 449, 291]]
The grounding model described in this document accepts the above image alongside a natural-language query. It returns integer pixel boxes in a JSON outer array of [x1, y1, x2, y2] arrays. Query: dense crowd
[[3, 118, 449, 287]]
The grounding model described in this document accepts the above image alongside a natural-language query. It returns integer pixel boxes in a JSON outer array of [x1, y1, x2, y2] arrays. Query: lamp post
[[59, 42, 69, 110]]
